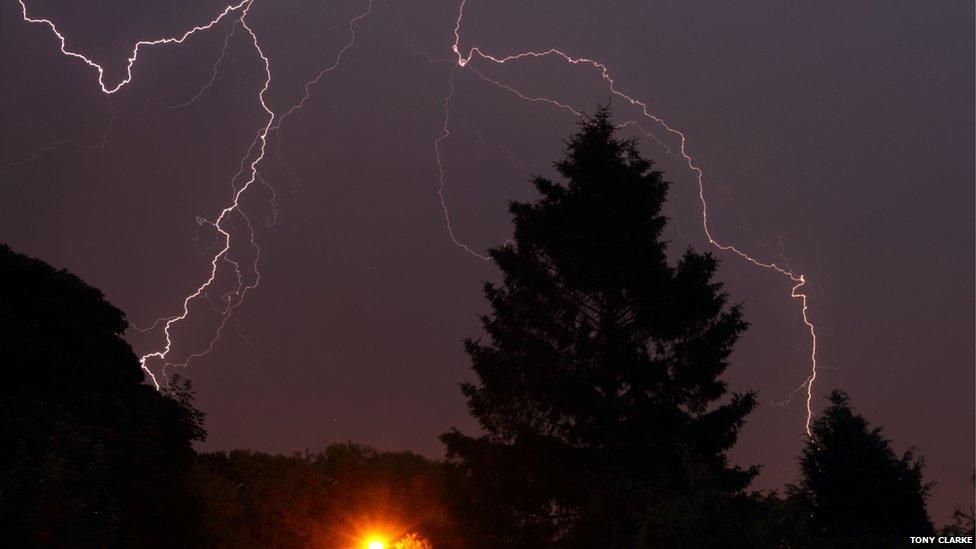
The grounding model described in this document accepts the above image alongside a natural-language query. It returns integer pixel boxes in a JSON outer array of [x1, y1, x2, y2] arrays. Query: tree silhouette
[[941, 473, 975, 537], [0, 244, 205, 547], [790, 390, 934, 547], [441, 108, 757, 547], [942, 497, 975, 539]]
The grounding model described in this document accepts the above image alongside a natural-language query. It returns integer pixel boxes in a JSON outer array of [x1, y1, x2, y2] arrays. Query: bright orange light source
[[365, 539, 385, 549]]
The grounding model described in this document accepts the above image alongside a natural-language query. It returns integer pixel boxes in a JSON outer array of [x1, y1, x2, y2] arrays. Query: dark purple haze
[[1, 0, 972, 522]]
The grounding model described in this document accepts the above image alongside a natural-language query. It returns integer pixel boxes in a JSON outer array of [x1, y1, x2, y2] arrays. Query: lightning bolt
[[440, 0, 820, 435], [16, 0, 373, 388], [17, 0, 819, 434], [0, 96, 116, 174], [137, 0, 272, 389], [17, 0, 255, 388], [454, 111, 532, 174], [143, 0, 373, 386], [16, 0, 250, 95], [154, 18, 240, 110]]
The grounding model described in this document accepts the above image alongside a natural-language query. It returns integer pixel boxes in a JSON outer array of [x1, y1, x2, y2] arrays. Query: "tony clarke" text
[[909, 536, 974, 544]]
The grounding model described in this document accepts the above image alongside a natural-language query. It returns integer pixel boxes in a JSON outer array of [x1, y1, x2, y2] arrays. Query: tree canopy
[[0, 243, 205, 547]]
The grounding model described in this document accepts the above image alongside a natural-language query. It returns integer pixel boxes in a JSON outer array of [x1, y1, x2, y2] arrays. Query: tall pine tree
[[441, 108, 757, 547]]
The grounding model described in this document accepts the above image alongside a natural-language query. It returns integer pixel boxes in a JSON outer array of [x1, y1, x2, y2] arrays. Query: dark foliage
[[941, 502, 975, 539], [788, 390, 935, 547], [194, 443, 453, 548], [0, 243, 206, 547], [940, 474, 975, 538], [441, 108, 758, 547]]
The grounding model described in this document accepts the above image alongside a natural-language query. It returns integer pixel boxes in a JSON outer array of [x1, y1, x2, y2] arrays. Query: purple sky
[[1, 0, 973, 522]]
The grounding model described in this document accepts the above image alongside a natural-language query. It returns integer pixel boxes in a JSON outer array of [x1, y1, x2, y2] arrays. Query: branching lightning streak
[[17, 0, 257, 388], [18, 0, 374, 389], [155, 0, 373, 380], [1, 97, 115, 174], [434, 66, 491, 260], [445, 0, 820, 435], [257, 172, 279, 227], [155, 19, 240, 109], [466, 66, 677, 157], [455, 113, 531, 173], [271, 1, 373, 132], [138, 1, 271, 389], [17, 0, 250, 95]]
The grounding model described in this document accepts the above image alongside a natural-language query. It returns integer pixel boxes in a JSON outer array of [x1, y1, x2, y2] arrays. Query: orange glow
[[365, 537, 386, 549]]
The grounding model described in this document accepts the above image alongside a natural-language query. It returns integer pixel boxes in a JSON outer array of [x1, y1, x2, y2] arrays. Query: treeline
[[187, 395, 971, 548], [192, 444, 453, 547], [1, 109, 972, 547]]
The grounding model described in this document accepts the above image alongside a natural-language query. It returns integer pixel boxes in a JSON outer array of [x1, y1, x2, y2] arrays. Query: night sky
[[1, 0, 973, 522]]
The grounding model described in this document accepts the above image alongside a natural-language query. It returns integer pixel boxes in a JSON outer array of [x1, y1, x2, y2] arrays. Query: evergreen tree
[[792, 390, 934, 547], [441, 108, 757, 547]]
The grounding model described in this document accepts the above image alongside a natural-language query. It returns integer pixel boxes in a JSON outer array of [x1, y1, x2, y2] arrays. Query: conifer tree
[[442, 108, 757, 547], [792, 390, 934, 547]]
